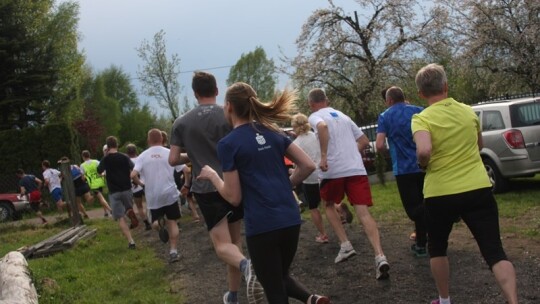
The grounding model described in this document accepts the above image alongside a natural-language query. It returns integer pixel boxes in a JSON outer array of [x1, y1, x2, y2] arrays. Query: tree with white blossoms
[[290, 0, 437, 124]]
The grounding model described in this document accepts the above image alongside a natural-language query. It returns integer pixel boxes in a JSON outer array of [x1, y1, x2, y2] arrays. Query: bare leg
[[167, 219, 180, 252], [76, 197, 89, 218], [492, 260, 518, 304], [430, 256, 450, 299], [187, 196, 200, 221], [96, 192, 112, 213], [118, 217, 134, 243], [133, 196, 147, 221], [310, 208, 326, 236], [209, 218, 244, 293], [324, 201, 349, 244], [354, 205, 384, 256]]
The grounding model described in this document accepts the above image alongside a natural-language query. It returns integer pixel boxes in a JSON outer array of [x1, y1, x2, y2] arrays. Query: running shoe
[[375, 255, 390, 280], [128, 242, 136, 250], [169, 252, 179, 263], [315, 234, 329, 244], [244, 260, 264, 304], [431, 300, 440, 304], [222, 291, 239, 304], [410, 244, 428, 258], [334, 246, 356, 264], [310, 295, 331, 304]]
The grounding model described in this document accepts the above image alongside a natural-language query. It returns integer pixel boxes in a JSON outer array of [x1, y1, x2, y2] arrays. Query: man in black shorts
[[169, 71, 263, 304]]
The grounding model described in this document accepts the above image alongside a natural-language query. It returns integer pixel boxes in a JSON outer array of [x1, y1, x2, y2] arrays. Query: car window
[[482, 110, 505, 131], [510, 100, 540, 127]]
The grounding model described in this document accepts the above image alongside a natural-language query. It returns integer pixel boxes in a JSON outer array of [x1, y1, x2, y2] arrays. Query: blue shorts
[[51, 188, 63, 202]]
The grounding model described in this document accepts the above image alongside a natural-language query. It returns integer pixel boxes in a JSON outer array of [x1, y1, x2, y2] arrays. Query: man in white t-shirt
[[41, 160, 66, 212], [307, 88, 390, 280], [131, 128, 182, 263]]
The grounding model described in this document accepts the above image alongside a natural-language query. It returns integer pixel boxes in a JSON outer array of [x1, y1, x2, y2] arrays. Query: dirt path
[[139, 210, 540, 304]]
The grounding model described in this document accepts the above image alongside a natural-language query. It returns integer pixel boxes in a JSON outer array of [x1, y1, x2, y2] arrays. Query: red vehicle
[[0, 193, 30, 223]]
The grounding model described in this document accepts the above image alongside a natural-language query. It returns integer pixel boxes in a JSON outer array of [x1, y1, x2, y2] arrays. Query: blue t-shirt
[[19, 175, 38, 192], [377, 102, 424, 175], [218, 123, 301, 237]]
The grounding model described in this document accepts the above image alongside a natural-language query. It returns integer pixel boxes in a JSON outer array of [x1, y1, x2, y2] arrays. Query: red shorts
[[28, 190, 42, 203], [319, 175, 372, 206]]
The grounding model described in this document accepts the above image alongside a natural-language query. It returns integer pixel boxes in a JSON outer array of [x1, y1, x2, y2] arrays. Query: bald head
[[147, 128, 163, 146]]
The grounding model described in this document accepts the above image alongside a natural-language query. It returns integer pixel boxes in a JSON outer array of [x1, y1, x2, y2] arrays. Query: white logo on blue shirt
[[255, 133, 266, 145]]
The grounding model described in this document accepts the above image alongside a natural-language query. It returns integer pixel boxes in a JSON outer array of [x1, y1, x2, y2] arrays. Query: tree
[[227, 47, 277, 101], [136, 30, 181, 120], [100, 65, 139, 113], [0, 0, 84, 130], [437, 0, 540, 95], [290, 0, 436, 124], [118, 104, 156, 148]]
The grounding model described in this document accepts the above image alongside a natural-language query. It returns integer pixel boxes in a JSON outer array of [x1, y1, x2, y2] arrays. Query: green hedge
[[0, 123, 79, 192]]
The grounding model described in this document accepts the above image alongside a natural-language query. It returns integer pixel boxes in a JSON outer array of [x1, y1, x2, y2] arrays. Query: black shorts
[[302, 183, 321, 210], [150, 201, 181, 222], [133, 189, 144, 198], [194, 191, 243, 231], [75, 183, 90, 197]]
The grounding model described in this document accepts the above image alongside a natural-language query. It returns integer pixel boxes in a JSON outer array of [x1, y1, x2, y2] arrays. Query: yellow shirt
[[411, 98, 491, 198]]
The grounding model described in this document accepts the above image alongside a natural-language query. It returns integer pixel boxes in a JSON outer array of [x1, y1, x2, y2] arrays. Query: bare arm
[[197, 166, 242, 206], [375, 133, 387, 152], [285, 143, 316, 187], [35, 177, 43, 189], [414, 130, 432, 169], [168, 145, 190, 166], [357, 134, 370, 152], [477, 131, 483, 150], [316, 121, 329, 172], [130, 170, 144, 187]]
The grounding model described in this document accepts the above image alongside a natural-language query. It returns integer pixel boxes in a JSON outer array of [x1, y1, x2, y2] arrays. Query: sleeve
[[377, 114, 386, 134], [133, 154, 142, 172], [97, 158, 105, 173], [174, 164, 186, 172], [411, 113, 429, 134], [350, 119, 363, 139], [308, 114, 323, 134], [169, 118, 184, 147]]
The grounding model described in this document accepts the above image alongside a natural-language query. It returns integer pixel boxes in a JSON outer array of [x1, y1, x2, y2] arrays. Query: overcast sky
[[74, 0, 358, 114]]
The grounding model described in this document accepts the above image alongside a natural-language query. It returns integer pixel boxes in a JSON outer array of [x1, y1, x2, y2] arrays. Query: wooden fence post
[[59, 161, 83, 226]]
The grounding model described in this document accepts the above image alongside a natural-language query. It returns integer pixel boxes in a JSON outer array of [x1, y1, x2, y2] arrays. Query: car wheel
[[0, 202, 14, 223], [483, 158, 509, 193]]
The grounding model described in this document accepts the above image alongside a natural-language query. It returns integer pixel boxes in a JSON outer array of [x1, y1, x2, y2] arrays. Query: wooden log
[[0, 251, 38, 304]]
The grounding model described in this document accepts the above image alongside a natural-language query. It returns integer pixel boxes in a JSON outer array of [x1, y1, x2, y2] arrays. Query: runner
[[16, 168, 47, 224], [81, 150, 112, 217], [126, 144, 152, 230], [41, 160, 67, 213]]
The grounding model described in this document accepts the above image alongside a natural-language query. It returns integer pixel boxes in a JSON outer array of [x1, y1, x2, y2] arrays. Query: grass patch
[[0, 219, 183, 304]]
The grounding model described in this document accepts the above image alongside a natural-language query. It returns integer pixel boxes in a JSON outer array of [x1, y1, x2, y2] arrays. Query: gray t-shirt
[[170, 104, 231, 193]]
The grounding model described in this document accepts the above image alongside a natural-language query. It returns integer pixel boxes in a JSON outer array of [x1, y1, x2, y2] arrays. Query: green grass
[[0, 220, 183, 304]]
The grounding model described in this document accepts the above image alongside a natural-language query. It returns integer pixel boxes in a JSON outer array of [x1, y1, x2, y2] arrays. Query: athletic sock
[[340, 241, 352, 250], [227, 291, 238, 302], [439, 296, 451, 304], [169, 249, 177, 255], [239, 258, 248, 275]]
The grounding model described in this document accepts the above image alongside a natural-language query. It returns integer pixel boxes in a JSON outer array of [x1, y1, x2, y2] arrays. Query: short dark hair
[[307, 88, 327, 103], [106, 136, 118, 149], [16, 168, 24, 175], [125, 144, 137, 157], [192, 71, 217, 98], [81, 150, 91, 159], [42, 160, 51, 168]]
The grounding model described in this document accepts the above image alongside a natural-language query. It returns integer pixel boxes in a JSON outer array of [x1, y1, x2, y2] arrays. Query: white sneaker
[[223, 291, 239, 304], [375, 255, 390, 280], [334, 245, 356, 263], [244, 260, 265, 304]]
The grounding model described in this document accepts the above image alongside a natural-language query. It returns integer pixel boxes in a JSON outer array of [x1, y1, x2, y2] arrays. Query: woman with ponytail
[[198, 82, 331, 304]]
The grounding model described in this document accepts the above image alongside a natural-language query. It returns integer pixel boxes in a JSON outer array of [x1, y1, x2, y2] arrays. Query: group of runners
[[15, 63, 519, 304]]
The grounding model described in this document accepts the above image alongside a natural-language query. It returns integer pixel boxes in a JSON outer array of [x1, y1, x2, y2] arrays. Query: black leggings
[[396, 172, 427, 246], [425, 187, 508, 268], [247, 225, 310, 304]]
